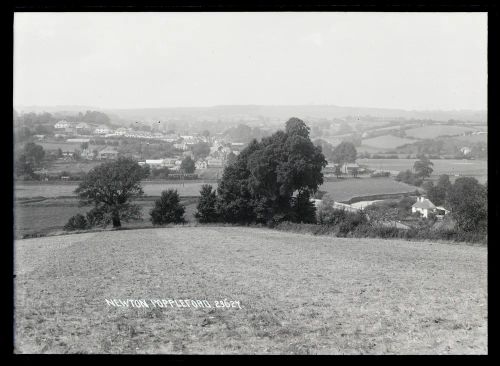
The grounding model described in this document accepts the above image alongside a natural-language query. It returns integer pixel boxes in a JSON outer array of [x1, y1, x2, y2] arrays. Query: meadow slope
[[14, 227, 487, 354]]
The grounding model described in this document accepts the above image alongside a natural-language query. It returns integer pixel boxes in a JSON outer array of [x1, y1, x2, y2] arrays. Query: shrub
[[150, 189, 186, 225], [64, 214, 90, 231], [370, 171, 390, 178], [195, 184, 218, 223]]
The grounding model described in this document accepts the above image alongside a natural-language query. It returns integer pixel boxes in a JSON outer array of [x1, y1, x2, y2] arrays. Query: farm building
[[98, 147, 119, 160], [54, 120, 70, 129], [207, 158, 224, 168], [341, 163, 360, 174], [195, 159, 208, 170], [144, 159, 165, 169], [411, 197, 436, 218], [94, 125, 112, 135]]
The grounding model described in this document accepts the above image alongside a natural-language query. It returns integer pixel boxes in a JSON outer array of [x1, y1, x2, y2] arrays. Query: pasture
[[357, 159, 487, 183], [14, 227, 487, 354], [361, 135, 415, 149], [320, 178, 417, 202], [14, 181, 218, 199], [14, 197, 199, 239], [405, 125, 478, 139]]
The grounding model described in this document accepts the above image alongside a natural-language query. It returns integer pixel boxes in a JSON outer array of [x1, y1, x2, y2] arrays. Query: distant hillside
[[105, 105, 488, 123], [15, 104, 487, 124]]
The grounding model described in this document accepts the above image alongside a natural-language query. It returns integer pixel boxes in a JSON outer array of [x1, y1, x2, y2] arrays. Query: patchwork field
[[14, 181, 218, 199], [361, 135, 415, 149], [357, 159, 487, 183], [405, 125, 478, 139], [320, 178, 417, 202], [14, 227, 487, 354], [14, 197, 199, 239]]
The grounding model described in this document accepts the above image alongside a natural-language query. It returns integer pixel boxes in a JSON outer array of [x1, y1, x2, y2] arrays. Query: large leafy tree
[[447, 177, 487, 233], [75, 157, 147, 228], [216, 118, 327, 224], [331, 141, 357, 165], [191, 142, 211, 160], [195, 184, 218, 223], [23, 142, 45, 167], [425, 174, 452, 206], [150, 189, 185, 225], [413, 155, 434, 178], [180, 156, 196, 174]]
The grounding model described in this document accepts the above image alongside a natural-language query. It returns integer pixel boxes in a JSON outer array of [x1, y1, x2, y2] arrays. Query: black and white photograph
[[12, 9, 488, 355]]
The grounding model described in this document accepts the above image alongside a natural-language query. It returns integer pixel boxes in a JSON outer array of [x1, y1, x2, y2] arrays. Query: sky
[[14, 12, 487, 111]]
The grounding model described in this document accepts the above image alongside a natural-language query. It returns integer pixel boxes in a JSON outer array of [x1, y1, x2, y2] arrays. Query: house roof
[[412, 199, 436, 210]]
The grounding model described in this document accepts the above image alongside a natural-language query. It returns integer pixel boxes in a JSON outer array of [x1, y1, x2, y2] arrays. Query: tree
[[447, 177, 487, 233], [57, 148, 63, 158], [180, 156, 195, 174], [425, 176, 451, 206], [15, 154, 34, 178], [331, 141, 357, 165], [334, 165, 342, 179], [195, 184, 218, 223], [74, 157, 147, 228], [64, 214, 90, 231], [317, 194, 336, 224], [23, 142, 45, 167], [413, 155, 434, 178], [216, 118, 327, 224], [290, 190, 316, 224], [150, 189, 185, 225], [141, 164, 151, 179], [191, 142, 211, 160], [395, 169, 423, 187]]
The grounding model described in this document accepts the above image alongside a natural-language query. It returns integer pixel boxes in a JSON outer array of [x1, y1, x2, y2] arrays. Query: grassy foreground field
[[14, 227, 487, 354]]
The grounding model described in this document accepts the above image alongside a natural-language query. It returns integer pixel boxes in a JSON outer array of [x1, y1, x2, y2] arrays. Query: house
[[163, 158, 178, 168], [54, 120, 70, 129], [195, 159, 208, 170], [67, 138, 90, 143], [207, 158, 224, 168], [81, 148, 95, 160], [114, 127, 129, 136], [460, 146, 472, 156], [98, 147, 119, 160], [145, 159, 165, 169], [94, 125, 112, 135], [174, 141, 188, 151], [341, 162, 360, 174], [411, 196, 437, 218]]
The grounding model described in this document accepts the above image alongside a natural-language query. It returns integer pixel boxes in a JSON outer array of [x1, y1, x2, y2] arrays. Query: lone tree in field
[[331, 141, 357, 166], [75, 157, 147, 228], [216, 117, 327, 224], [180, 156, 196, 174], [150, 189, 185, 225], [413, 154, 434, 179], [195, 184, 218, 223]]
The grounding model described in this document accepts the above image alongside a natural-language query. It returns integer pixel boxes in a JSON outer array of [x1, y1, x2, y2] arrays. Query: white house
[[207, 158, 224, 168], [54, 120, 70, 129], [145, 159, 165, 169], [94, 125, 112, 135], [460, 146, 472, 156], [195, 159, 208, 170], [174, 142, 188, 151], [411, 196, 437, 218]]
